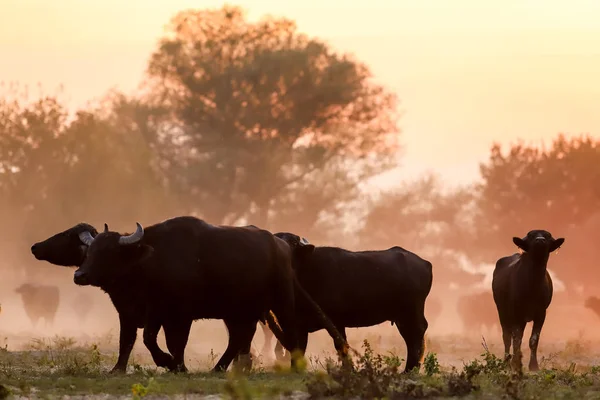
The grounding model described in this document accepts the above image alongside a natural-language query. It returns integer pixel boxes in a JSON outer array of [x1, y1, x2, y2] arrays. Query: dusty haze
[[1, 0, 600, 370]]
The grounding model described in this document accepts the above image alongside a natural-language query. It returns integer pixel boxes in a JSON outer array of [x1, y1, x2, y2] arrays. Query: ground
[[2, 329, 600, 399]]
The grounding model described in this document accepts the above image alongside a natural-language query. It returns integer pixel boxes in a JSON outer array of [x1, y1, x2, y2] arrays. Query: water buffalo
[[273, 232, 433, 372], [456, 291, 498, 336], [30, 223, 283, 371], [15, 283, 59, 329], [31, 223, 173, 372], [73, 217, 346, 373], [492, 229, 564, 372]]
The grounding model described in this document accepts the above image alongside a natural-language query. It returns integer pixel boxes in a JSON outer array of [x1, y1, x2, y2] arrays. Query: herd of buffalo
[[13, 216, 600, 374]]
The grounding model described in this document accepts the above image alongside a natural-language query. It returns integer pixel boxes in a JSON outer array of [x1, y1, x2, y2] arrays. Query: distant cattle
[[585, 296, 600, 320], [71, 218, 346, 373], [15, 283, 59, 329], [492, 230, 564, 372], [457, 291, 498, 335], [71, 293, 94, 324], [273, 232, 433, 373]]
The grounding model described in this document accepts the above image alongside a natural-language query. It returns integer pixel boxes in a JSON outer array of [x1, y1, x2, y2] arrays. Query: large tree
[[360, 174, 484, 290], [0, 90, 171, 280], [143, 5, 400, 234], [473, 134, 600, 290]]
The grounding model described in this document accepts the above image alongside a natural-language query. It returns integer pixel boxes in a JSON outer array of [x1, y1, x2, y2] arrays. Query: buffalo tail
[[292, 276, 350, 356]]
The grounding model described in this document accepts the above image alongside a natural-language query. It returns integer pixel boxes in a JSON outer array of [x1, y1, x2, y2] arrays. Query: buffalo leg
[[232, 336, 256, 373], [332, 325, 348, 356], [271, 286, 300, 370], [498, 313, 512, 361], [529, 312, 546, 371], [396, 308, 428, 373], [162, 318, 193, 373], [212, 319, 258, 373], [511, 321, 526, 374], [110, 314, 138, 373], [501, 325, 512, 361], [142, 318, 175, 371]]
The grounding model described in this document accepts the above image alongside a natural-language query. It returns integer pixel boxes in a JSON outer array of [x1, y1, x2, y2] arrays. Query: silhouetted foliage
[[359, 174, 484, 288], [143, 5, 400, 234], [0, 89, 172, 279], [473, 134, 600, 289]]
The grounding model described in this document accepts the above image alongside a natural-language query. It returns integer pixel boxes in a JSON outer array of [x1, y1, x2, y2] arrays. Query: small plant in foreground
[[424, 352, 441, 376], [131, 377, 161, 400], [306, 339, 444, 398]]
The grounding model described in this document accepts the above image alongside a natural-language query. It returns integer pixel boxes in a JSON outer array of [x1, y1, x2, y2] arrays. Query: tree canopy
[[143, 5, 400, 233]]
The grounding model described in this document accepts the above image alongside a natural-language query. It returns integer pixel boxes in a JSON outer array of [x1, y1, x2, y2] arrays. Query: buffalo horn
[[78, 231, 95, 246], [118, 222, 144, 245]]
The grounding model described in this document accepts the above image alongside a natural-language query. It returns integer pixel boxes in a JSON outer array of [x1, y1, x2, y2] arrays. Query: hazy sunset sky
[[2, 0, 599, 188]]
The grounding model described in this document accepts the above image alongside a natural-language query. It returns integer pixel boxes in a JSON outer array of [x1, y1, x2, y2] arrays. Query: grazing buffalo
[[273, 232, 433, 372], [456, 291, 498, 336], [73, 217, 346, 373], [15, 283, 59, 329], [585, 296, 600, 320], [492, 230, 564, 372]]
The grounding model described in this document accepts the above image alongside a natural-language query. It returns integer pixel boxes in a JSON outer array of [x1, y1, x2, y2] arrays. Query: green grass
[[2, 335, 600, 398], [0, 336, 307, 398]]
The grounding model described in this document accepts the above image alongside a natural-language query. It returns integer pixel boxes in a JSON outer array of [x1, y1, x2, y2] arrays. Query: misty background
[[0, 2, 599, 363]]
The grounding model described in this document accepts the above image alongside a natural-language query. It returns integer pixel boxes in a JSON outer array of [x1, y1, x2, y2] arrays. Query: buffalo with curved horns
[[72, 217, 346, 373]]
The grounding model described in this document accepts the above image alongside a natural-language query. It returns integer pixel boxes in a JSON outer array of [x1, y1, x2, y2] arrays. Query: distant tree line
[[0, 5, 598, 294]]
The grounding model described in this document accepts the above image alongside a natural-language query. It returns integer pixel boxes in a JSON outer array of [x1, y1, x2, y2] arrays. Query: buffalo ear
[[298, 243, 315, 258], [122, 244, 154, 266], [136, 244, 155, 264], [104, 223, 109, 233], [549, 238, 565, 253], [513, 237, 528, 252]]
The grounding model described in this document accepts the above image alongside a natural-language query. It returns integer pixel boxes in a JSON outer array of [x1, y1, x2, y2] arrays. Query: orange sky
[[2, 0, 600, 187]]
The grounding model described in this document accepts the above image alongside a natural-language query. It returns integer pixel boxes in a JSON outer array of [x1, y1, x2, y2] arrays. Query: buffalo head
[[512, 230, 565, 258], [274, 232, 315, 268], [30, 223, 98, 267], [74, 222, 153, 287]]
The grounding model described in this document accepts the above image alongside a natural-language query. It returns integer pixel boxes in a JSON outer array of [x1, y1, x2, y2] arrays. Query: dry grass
[[0, 330, 600, 398]]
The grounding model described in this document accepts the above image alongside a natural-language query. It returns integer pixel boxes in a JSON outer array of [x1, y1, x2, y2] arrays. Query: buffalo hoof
[[155, 353, 176, 370], [169, 363, 188, 374], [529, 362, 539, 372], [109, 365, 127, 374], [233, 354, 253, 373], [210, 365, 227, 374]]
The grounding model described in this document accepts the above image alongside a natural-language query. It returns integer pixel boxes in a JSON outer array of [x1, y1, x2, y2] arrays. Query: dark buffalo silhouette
[[492, 229, 564, 372], [457, 291, 498, 335], [31, 223, 160, 373], [73, 217, 346, 373], [15, 283, 59, 329], [273, 232, 433, 372], [31, 223, 284, 371]]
